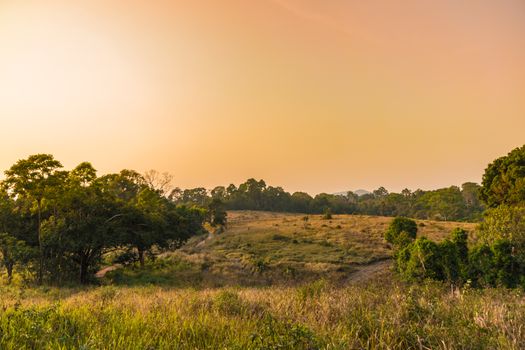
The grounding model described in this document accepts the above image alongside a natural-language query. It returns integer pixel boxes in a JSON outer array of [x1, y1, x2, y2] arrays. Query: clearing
[[105, 211, 477, 286]]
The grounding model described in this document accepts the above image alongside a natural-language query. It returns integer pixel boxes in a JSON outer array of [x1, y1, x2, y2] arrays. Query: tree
[[480, 144, 525, 208], [143, 170, 173, 196], [373, 187, 389, 198], [3, 154, 63, 284], [322, 208, 332, 220], [290, 192, 313, 213], [384, 217, 417, 246], [43, 162, 122, 283], [208, 197, 227, 231], [0, 233, 32, 283], [479, 205, 525, 246]]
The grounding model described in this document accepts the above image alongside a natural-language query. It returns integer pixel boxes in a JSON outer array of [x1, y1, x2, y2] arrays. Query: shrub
[[250, 315, 323, 350], [214, 290, 243, 316], [385, 217, 417, 246], [396, 229, 470, 285], [396, 237, 442, 281], [297, 279, 326, 303]]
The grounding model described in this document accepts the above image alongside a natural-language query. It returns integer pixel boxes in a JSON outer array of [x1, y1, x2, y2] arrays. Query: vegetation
[[135, 211, 472, 288], [384, 217, 418, 246], [480, 144, 525, 208], [392, 145, 525, 289], [0, 154, 207, 285], [0, 281, 524, 349], [174, 179, 484, 222], [0, 144, 524, 348]]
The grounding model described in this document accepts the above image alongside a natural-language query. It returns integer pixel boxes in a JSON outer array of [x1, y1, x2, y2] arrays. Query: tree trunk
[[79, 254, 89, 284], [138, 248, 145, 268], [6, 263, 13, 284], [37, 200, 44, 285]]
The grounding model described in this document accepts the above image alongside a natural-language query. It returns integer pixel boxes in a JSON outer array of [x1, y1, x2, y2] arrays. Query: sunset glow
[[1, 0, 524, 193]]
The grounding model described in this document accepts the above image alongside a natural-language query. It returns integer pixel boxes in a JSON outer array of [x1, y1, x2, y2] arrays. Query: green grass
[[1, 211, 498, 349], [0, 281, 524, 349], [122, 211, 476, 287]]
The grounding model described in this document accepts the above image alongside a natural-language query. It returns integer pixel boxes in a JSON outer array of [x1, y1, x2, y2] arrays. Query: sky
[[0, 0, 524, 195]]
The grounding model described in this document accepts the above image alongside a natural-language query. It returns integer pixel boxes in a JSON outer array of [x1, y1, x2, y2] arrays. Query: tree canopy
[[0, 155, 207, 285]]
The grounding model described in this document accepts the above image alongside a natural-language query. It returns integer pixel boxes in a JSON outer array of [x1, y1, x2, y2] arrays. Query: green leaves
[[480, 144, 525, 208], [385, 217, 418, 246]]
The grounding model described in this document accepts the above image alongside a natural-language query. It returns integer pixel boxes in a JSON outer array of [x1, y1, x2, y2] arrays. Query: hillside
[[107, 211, 477, 287]]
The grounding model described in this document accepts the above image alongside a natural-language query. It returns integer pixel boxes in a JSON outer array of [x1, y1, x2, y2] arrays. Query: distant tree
[[417, 187, 466, 221], [346, 191, 359, 204], [373, 187, 389, 198], [208, 197, 227, 231], [322, 208, 332, 220], [143, 170, 173, 196], [180, 188, 209, 207], [290, 192, 313, 213], [210, 186, 227, 201]]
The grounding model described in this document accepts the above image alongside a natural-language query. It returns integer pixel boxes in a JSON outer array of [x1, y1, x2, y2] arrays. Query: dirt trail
[[95, 264, 122, 278], [346, 259, 392, 284]]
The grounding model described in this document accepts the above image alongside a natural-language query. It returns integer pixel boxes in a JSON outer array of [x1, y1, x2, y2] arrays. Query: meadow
[[1, 276, 524, 349], [2, 212, 522, 349], [107, 211, 476, 287]]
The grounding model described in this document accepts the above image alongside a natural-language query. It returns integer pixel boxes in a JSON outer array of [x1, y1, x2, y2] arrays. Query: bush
[[395, 226, 525, 289], [396, 229, 470, 285], [397, 237, 442, 281], [250, 315, 323, 350], [385, 217, 418, 246], [214, 290, 244, 316], [322, 208, 332, 220]]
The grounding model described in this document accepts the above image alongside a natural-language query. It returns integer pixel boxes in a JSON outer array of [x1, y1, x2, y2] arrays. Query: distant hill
[[333, 189, 371, 196]]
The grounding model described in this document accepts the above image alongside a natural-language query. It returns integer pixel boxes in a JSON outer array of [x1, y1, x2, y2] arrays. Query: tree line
[[389, 144, 525, 288], [0, 155, 207, 285], [172, 180, 484, 222]]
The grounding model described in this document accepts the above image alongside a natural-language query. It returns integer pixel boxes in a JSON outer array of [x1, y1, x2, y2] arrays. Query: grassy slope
[[2, 213, 523, 349], [108, 211, 476, 287], [1, 281, 524, 349]]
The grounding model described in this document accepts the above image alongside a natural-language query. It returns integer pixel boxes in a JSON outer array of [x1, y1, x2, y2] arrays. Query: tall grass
[[0, 280, 524, 349]]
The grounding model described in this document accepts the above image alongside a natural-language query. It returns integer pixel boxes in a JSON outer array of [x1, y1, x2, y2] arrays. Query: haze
[[1, 0, 524, 194]]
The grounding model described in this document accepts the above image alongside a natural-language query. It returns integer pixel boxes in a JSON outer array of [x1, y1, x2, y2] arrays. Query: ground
[[2, 212, 522, 349], [104, 211, 477, 287]]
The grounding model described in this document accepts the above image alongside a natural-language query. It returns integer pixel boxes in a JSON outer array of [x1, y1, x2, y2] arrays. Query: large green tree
[[480, 144, 525, 208], [3, 154, 63, 284]]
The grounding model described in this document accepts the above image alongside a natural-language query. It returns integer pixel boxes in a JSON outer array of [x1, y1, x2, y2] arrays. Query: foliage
[[0, 282, 524, 349], [384, 217, 417, 246], [208, 197, 228, 230], [322, 208, 332, 220], [173, 179, 484, 222], [394, 225, 523, 288], [0, 155, 206, 285], [479, 205, 525, 247], [480, 144, 525, 208]]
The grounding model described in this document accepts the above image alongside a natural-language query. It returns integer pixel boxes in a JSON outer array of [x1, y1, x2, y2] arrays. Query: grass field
[[3, 211, 521, 349], [107, 211, 476, 287], [1, 279, 524, 349]]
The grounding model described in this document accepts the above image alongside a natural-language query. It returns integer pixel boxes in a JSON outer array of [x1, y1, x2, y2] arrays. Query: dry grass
[[0, 280, 524, 349], [163, 211, 477, 286], [0, 212, 519, 349]]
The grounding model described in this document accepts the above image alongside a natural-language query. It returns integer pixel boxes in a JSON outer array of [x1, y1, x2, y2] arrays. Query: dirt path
[[346, 259, 392, 284], [95, 264, 122, 278]]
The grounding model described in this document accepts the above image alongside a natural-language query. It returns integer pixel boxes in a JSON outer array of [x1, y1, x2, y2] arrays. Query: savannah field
[[2, 212, 524, 349]]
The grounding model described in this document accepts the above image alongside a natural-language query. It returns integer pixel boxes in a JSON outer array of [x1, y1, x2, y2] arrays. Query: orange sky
[[0, 0, 524, 194]]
